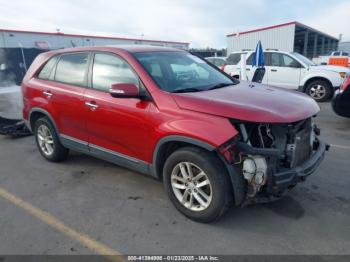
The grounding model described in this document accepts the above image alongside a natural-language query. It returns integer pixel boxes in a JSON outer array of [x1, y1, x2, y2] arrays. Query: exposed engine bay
[[227, 118, 324, 202]]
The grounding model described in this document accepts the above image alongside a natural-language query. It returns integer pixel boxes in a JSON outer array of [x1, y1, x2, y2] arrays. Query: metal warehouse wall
[[227, 24, 295, 54], [338, 42, 350, 53], [0, 31, 189, 50]]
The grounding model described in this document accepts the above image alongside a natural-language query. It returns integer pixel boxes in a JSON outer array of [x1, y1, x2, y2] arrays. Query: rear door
[[84, 52, 152, 162], [265, 52, 302, 89], [35, 52, 90, 145]]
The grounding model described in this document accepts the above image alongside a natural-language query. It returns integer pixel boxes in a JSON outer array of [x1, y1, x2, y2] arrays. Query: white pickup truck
[[224, 50, 350, 101]]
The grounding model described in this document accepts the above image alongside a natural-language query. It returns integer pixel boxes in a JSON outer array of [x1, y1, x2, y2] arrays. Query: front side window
[[55, 53, 89, 86], [134, 51, 236, 93], [38, 56, 58, 80], [281, 54, 301, 68], [270, 53, 282, 67], [291, 52, 315, 67], [92, 53, 139, 92]]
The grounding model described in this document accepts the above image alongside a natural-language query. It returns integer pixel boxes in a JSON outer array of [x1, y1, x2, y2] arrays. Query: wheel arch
[[152, 135, 215, 179], [152, 135, 245, 206], [301, 76, 333, 93], [29, 108, 60, 136]]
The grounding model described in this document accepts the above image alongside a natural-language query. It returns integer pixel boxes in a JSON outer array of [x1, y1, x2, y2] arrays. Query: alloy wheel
[[37, 124, 55, 156], [171, 162, 212, 211], [309, 84, 326, 100]]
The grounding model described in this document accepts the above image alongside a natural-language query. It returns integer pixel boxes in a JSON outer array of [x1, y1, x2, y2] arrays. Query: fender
[[300, 70, 341, 91], [151, 135, 245, 206], [28, 107, 60, 136]]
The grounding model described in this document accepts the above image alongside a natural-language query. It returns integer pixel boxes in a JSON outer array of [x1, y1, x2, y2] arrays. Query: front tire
[[34, 117, 69, 162], [305, 80, 332, 102], [163, 147, 233, 223]]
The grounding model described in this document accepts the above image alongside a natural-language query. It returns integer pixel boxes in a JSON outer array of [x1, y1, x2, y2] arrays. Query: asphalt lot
[[0, 102, 349, 256]]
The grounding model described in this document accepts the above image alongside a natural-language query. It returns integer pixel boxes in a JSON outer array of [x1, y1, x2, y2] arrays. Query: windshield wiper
[[172, 88, 202, 93], [207, 83, 232, 91]]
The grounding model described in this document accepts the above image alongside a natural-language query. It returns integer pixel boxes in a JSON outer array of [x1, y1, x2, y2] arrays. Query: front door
[[265, 52, 301, 89], [84, 52, 152, 165]]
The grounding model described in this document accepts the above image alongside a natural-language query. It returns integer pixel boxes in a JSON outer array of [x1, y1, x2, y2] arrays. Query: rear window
[[38, 56, 58, 80], [54, 53, 89, 86]]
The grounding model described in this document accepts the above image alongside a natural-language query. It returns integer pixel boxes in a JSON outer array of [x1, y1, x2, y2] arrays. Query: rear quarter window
[[38, 56, 58, 80]]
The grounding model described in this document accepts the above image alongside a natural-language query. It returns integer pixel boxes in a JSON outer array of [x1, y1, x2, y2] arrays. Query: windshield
[[292, 52, 316, 66], [134, 51, 237, 93]]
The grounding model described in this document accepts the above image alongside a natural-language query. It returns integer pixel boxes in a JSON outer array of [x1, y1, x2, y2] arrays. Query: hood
[[311, 65, 350, 74], [172, 82, 320, 123]]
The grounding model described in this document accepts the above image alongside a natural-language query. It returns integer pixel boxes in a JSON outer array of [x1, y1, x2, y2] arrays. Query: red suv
[[22, 46, 327, 222]]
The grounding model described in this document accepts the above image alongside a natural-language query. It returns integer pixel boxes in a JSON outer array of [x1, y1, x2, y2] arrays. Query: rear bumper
[[270, 140, 327, 193]]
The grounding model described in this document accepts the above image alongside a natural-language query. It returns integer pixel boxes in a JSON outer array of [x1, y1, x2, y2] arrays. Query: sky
[[0, 0, 349, 48]]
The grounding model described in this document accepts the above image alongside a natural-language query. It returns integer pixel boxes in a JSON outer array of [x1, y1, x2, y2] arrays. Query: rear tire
[[305, 80, 332, 102], [34, 117, 69, 162], [163, 147, 233, 223]]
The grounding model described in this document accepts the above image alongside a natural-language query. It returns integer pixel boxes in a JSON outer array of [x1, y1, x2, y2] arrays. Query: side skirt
[[60, 135, 151, 176]]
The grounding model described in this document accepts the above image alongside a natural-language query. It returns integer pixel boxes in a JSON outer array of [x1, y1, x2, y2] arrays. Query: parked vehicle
[[205, 56, 227, 69], [22, 46, 327, 222], [224, 50, 350, 102], [0, 85, 31, 137], [332, 75, 350, 118], [318, 51, 349, 65]]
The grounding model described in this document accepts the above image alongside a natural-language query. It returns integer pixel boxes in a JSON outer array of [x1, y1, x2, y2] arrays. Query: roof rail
[[242, 49, 253, 51], [265, 48, 279, 51]]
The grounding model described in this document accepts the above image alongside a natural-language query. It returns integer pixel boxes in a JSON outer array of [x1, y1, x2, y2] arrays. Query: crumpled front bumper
[[235, 138, 329, 200], [270, 140, 328, 193]]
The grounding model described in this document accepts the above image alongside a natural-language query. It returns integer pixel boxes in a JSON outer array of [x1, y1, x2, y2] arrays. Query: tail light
[[220, 64, 226, 71]]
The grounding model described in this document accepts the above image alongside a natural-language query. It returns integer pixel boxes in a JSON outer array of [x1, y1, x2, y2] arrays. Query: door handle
[[246, 68, 250, 71], [43, 91, 53, 99], [271, 69, 278, 72], [85, 101, 99, 110]]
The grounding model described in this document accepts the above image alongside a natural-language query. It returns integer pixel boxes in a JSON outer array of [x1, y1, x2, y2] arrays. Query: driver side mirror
[[110, 83, 139, 98]]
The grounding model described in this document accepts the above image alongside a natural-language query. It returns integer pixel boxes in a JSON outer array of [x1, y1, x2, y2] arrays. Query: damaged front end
[[219, 118, 329, 205]]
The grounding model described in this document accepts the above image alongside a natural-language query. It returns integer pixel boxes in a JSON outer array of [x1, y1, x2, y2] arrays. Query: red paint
[[22, 46, 319, 164], [172, 83, 319, 123], [341, 76, 350, 91], [110, 83, 139, 98]]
